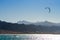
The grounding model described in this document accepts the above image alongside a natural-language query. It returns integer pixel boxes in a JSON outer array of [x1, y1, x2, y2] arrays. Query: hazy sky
[[0, 0, 60, 23]]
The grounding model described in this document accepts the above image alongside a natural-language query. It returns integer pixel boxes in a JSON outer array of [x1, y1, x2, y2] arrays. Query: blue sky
[[0, 0, 60, 23]]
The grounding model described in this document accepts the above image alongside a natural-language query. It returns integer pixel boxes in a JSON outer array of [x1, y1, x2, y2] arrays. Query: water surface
[[0, 34, 60, 40]]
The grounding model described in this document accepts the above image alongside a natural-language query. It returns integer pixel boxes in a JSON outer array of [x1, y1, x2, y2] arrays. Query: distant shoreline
[[0, 30, 60, 34]]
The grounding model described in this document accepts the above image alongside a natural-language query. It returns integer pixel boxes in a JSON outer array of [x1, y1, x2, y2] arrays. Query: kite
[[45, 7, 51, 13]]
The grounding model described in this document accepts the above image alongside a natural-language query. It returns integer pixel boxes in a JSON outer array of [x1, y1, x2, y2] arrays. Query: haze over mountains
[[17, 20, 60, 26], [0, 20, 60, 34]]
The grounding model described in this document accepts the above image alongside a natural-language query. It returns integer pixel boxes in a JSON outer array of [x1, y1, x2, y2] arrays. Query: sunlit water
[[0, 34, 60, 40]]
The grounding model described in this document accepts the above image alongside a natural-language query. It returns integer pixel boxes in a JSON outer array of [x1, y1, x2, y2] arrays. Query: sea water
[[0, 34, 60, 40]]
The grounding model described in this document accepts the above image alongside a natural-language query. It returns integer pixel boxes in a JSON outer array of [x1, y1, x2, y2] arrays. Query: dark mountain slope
[[0, 20, 60, 34]]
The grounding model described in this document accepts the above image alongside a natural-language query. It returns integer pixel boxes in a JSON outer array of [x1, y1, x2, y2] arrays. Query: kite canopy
[[45, 7, 51, 13]]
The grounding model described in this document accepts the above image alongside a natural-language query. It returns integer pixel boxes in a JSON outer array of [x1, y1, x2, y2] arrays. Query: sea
[[0, 34, 60, 40]]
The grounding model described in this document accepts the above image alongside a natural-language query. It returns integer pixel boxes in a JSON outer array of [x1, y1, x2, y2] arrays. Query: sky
[[0, 0, 60, 23]]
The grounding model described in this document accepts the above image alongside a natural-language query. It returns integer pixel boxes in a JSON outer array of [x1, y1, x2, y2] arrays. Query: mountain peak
[[44, 21, 49, 23], [42, 20, 51, 23], [17, 20, 31, 24]]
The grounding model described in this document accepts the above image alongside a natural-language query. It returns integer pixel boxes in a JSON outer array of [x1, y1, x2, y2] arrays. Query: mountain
[[34, 21, 56, 26], [0, 20, 60, 34], [17, 20, 60, 26], [17, 20, 32, 24]]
